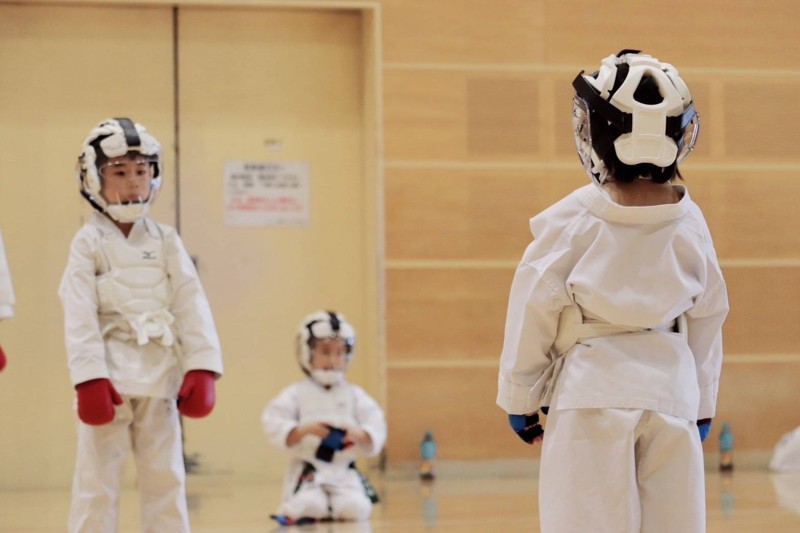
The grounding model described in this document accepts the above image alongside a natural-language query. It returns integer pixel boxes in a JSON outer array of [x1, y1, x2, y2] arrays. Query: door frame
[[6, 0, 386, 406]]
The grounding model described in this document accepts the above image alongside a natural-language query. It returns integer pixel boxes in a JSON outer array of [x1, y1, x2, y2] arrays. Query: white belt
[[533, 305, 686, 408], [101, 309, 176, 347]]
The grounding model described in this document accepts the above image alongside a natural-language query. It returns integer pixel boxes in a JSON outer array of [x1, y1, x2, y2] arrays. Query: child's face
[[100, 155, 153, 205], [310, 338, 348, 371]]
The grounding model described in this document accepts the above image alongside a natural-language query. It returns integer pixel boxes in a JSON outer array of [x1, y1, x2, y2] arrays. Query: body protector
[[77, 118, 162, 222], [572, 50, 700, 184], [96, 224, 175, 347], [297, 310, 355, 386]]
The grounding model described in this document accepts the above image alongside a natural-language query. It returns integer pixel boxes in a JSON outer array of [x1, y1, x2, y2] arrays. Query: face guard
[[296, 310, 356, 377], [77, 117, 162, 222], [572, 50, 700, 184]]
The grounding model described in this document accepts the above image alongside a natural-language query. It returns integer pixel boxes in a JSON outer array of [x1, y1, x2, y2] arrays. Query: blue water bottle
[[420, 431, 436, 481]]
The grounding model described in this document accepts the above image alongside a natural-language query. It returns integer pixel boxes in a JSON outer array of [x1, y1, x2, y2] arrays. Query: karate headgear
[[77, 117, 162, 222], [572, 50, 700, 184], [296, 310, 356, 375]]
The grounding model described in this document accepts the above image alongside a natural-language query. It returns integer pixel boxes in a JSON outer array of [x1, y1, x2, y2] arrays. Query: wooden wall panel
[[386, 367, 538, 460], [542, 0, 800, 70], [384, 70, 548, 161], [381, 0, 544, 64], [722, 267, 800, 354], [688, 171, 800, 259], [386, 269, 512, 361], [467, 78, 539, 156], [380, 0, 800, 461], [386, 168, 556, 261], [711, 361, 800, 452], [726, 81, 800, 160]]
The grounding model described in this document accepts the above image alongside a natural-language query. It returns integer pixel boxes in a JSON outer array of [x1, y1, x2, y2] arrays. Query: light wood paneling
[[386, 269, 512, 362], [387, 367, 537, 461], [712, 360, 800, 452], [722, 267, 800, 354], [386, 169, 555, 261], [726, 81, 800, 160], [384, 70, 549, 162], [689, 171, 800, 259], [381, 0, 544, 64], [542, 0, 800, 70], [467, 78, 539, 156]]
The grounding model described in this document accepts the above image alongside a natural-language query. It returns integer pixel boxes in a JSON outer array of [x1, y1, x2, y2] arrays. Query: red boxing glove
[[178, 370, 216, 418], [0, 344, 6, 372], [75, 378, 123, 425]]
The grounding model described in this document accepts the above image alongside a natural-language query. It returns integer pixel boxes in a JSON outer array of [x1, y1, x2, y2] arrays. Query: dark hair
[[601, 73, 683, 184]]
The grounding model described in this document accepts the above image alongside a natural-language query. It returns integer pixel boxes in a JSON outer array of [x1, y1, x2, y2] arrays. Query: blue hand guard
[[698, 419, 712, 442], [509, 413, 544, 444], [316, 426, 347, 462]]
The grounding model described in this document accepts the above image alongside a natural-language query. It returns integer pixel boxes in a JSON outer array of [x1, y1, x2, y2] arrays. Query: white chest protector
[[294, 381, 360, 467], [95, 225, 175, 346]]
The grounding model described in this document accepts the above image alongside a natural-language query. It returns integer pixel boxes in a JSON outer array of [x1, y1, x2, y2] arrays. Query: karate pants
[[280, 467, 372, 521], [539, 408, 705, 533], [69, 396, 189, 533]]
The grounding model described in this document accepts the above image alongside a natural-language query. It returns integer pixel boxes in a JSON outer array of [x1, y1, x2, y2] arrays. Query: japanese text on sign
[[224, 161, 310, 227]]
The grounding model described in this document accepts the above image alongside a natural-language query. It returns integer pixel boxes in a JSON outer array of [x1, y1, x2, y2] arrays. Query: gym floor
[[2, 464, 799, 532]]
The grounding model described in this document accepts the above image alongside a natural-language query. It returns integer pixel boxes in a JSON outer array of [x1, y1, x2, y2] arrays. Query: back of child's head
[[572, 50, 700, 185]]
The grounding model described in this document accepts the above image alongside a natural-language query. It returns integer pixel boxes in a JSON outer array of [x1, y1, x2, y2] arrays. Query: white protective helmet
[[572, 49, 700, 184], [296, 310, 356, 379], [76, 117, 162, 222]]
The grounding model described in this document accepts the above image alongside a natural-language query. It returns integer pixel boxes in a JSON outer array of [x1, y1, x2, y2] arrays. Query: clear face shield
[[572, 95, 600, 182], [675, 109, 701, 164], [98, 155, 156, 223]]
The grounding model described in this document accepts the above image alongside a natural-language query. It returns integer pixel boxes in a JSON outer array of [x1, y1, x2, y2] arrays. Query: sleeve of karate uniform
[[58, 226, 111, 385], [262, 384, 301, 450], [352, 385, 387, 456], [687, 249, 729, 421], [163, 225, 224, 377], [0, 227, 16, 320], [497, 237, 571, 415]]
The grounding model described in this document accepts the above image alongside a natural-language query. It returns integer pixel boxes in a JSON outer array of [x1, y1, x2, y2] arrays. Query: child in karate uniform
[[262, 310, 386, 525], [60, 117, 224, 532], [497, 51, 729, 533]]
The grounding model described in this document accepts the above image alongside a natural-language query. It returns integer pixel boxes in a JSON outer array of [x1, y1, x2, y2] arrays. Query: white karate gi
[[498, 184, 729, 533], [0, 227, 14, 320], [60, 212, 224, 533], [262, 377, 387, 521]]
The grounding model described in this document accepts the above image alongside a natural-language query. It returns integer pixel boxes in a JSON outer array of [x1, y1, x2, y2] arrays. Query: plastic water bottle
[[719, 422, 734, 472], [420, 431, 436, 481]]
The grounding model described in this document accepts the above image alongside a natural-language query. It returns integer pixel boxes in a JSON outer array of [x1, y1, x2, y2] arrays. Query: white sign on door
[[224, 161, 310, 227]]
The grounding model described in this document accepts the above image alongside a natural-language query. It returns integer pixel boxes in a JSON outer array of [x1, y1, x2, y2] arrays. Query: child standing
[[59, 117, 224, 532], [497, 50, 729, 533], [262, 310, 386, 525], [0, 227, 14, 371]]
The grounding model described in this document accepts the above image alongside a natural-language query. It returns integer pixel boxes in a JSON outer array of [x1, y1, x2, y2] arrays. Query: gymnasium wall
[[379, 0, 800, 461]]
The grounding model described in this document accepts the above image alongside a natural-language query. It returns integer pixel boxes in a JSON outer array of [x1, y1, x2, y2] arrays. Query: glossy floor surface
[[2, 466, 800, 532]]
